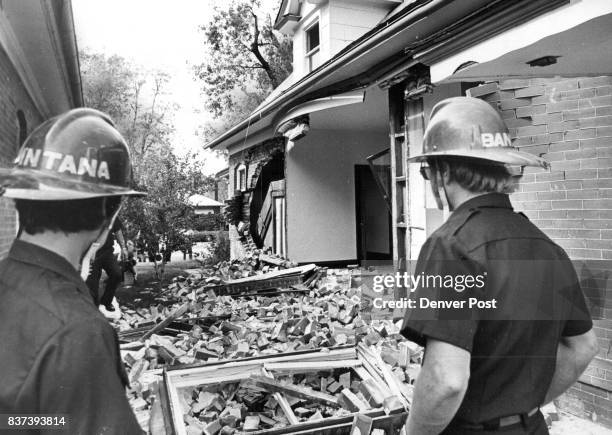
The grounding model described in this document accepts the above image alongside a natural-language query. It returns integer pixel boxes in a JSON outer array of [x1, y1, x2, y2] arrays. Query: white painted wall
[[328, 1, 390, 56], [285, 129, 388, 263], [290, 0, 392, 78]]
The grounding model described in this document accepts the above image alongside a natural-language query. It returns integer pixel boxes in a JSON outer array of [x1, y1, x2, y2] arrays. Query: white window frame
[[305, 20, 320, 72], [237, 163, 247, 192]]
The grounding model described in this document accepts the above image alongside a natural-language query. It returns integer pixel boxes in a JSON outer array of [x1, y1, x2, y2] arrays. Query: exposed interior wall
[[286, 129, 388, 263], [0, 44, 43, 258]]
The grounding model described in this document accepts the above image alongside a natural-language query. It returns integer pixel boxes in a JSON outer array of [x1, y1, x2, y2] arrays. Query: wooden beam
[[250, 375, 339, 407], [264, 360, 362, 373], [339, 389, 369, 412], [262, 368, 300, 426], [141, 302, 191, 341]]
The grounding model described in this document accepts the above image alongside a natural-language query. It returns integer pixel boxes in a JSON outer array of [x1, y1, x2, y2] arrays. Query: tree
[[122, 150, 214, 281], [80, 50, 175, 180], [81, 49, 217, 283], [194, 0, 292, 138]]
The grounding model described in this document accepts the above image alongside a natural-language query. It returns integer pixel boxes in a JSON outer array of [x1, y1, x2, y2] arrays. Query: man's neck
[[19, 232, 90, 270], [448, 187, 490, 211]]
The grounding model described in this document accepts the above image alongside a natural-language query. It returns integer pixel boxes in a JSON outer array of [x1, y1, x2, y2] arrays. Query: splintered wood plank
[[250, 375, 339, 407], [167, 347, 357, 387], [163, 370, 188, 435], [369, 347, 410, 407], [350, 414, 373, 434], [264, 360, 361, 373], [339, 389, 369, 412], [172, 365, 264, 389], [356, 346, 394, 399], [141, 302, 191, 341], [262, 368, 299, 425]]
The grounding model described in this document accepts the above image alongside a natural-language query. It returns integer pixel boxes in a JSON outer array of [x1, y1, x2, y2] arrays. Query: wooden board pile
[[160, 348, 413, 435], [179, 367, 378, 434]]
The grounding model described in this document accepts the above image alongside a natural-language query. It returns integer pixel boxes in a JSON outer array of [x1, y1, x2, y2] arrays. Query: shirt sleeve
[[29, 318, 143, 435], [400, 236, 485, 352], [560, 265, 593, 337]]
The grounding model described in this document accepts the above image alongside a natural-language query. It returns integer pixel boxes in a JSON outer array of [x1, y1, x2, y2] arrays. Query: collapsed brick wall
[[227, 137, 285, 258], [467, 76, 612, 427], [0, 44, 43, 258]]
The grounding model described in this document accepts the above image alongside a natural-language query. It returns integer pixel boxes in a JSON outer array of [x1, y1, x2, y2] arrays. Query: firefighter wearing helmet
[[400, 97, 596, 435], [0, 109, 144, 434]]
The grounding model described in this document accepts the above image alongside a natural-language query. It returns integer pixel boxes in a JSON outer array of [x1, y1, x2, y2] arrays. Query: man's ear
[[437, 162, 449, 185]]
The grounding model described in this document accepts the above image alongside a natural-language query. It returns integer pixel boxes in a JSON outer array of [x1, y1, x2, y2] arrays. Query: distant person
[[124, 239, 138, 282], [0, 108, 144, 434], [86, 217, 128, 312]]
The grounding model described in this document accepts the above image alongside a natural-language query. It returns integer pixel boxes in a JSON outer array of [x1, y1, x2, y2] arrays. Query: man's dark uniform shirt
[[0, 240, 142, 434], [401, 193, 592, 426]]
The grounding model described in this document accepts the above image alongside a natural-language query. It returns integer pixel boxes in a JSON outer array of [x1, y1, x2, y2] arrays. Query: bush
[[193, 213, 227, 231], [211, 230, 230, 263]]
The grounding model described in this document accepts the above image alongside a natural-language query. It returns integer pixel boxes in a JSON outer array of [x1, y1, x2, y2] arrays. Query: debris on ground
[[114, 251, 422, 432]]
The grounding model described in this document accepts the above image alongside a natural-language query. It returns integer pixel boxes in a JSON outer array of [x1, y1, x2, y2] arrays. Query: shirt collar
[[453, 192, 513, 215], [8, 239, 93, 301]]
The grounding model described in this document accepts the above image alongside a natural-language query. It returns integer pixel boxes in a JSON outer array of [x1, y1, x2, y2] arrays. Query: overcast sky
[[72, 0, 251, 175]]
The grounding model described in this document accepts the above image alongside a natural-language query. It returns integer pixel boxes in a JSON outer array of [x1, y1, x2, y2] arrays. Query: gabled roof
[[188, 194, 224, 208]]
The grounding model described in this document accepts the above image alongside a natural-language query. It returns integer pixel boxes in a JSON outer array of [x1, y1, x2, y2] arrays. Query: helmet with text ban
[[408, 97, 549, 169], [0, 108, 145, 200]]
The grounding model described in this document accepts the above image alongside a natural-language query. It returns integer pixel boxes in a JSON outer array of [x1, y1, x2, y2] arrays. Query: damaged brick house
[[0, 0, 82, 257], [207, 0, 612, 426]]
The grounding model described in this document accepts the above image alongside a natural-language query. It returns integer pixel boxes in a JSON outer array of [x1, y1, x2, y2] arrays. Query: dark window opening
[[306, 22, 320, 52]]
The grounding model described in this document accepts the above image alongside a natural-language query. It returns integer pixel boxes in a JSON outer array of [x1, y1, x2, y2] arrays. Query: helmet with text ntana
[[408, 96, 549, 169], [0, 108, 145, 200]]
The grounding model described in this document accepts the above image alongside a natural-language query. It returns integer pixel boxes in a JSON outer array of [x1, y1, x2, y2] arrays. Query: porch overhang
[[274, 90, 365, 133], [428, 0, 612, 83]]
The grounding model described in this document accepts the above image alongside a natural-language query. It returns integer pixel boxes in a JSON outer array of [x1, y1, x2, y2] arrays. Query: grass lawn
[[114, 259, 202, 309]]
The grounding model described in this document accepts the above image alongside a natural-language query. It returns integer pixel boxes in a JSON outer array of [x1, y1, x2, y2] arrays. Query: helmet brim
[[407, 148, 549, 169], [0, 168, 146, 200]]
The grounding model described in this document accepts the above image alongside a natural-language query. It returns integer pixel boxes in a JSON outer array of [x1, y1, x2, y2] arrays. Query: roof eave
[[274, 14, 301, 33], [207, 0, 571, 150], [51, 0, 83, 108]]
